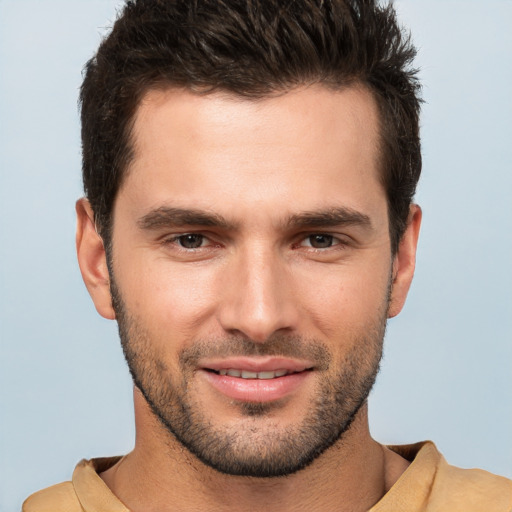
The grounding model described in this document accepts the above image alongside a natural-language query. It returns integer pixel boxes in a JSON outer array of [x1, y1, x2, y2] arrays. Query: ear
[[76, 198, 116, 320], [388, 204, 422, 318]]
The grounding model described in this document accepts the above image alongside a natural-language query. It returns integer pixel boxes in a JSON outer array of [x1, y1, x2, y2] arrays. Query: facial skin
[[77, 85, 421, 486]]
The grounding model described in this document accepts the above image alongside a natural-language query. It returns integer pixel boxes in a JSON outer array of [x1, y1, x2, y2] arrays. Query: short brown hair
[[80, 0, 421, 253]]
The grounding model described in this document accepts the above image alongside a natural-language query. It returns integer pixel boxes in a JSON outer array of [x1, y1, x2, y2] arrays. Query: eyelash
[[162, 233, 214, 250], [297, 234, 345, 250], [161, 232, 348, 252]]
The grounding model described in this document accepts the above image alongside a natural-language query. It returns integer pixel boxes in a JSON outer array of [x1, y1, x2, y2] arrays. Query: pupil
[[310, 234, 333, 248], [179, 234, 203, 249]]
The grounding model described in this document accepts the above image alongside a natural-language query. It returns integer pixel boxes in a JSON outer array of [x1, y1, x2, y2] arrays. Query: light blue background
[[1, 1, 511, 510]]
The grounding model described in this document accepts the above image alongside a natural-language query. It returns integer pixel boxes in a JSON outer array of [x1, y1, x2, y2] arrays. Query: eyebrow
[[137, 207, 236, 231], [137, 206, 372, 232], [285, 207, 372, 230]]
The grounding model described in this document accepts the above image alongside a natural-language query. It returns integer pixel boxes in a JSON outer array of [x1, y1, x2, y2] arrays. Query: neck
[[101, 388, 408, 512]]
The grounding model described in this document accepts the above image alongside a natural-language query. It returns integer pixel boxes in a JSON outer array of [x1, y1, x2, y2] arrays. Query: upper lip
[[200, 356, 314, 373]]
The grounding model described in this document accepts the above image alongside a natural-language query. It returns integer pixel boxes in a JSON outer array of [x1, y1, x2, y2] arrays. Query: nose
[[217, 245, 300, 343]]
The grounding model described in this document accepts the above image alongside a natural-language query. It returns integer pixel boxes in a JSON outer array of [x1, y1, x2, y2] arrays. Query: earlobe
[[75, 198, 116, 320], [388, 204, 422, 318]]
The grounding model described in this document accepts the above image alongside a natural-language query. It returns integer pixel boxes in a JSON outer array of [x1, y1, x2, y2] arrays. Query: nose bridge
[[218, 242, 298, 342]]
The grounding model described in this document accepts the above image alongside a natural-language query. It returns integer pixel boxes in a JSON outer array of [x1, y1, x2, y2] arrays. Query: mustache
[[179, 334, 331, 370]]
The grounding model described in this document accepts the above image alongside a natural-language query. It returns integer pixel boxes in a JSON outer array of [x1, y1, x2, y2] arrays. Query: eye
[[302, 234, 336, 249], [176, 234, 207, 249]]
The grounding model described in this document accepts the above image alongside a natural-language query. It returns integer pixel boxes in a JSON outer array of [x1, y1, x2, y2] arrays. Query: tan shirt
[[23, 442, 512, 511]]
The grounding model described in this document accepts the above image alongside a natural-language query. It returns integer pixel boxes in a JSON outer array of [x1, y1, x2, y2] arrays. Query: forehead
[[120, 84, 385, 228], [131, 84, 380, 162]]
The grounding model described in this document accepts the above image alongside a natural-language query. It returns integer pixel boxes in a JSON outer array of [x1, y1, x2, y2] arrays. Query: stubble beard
[[110, 277, 388, 478]]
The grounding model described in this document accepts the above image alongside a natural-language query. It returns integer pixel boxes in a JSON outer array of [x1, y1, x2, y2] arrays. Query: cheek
[[293, 260, 391, 336], [117, 257, 220, 338]]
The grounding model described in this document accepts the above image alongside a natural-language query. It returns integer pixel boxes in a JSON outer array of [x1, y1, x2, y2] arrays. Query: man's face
[[106, 85, 400, 476]]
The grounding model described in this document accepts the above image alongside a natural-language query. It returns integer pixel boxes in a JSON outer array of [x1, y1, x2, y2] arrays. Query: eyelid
[[161, 232, 214, 250], [158, 231, 352, 253], [295, 232, 350, 248]]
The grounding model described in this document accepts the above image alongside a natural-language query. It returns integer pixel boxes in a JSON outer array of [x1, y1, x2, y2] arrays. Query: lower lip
[[201, 370, 312, 402]]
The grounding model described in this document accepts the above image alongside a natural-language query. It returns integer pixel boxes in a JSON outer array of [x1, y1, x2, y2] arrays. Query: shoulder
[[432, 456, 512, 511], [389, 441, 512, 511], [22, 456, 126, 512], [22, 481, 83, 512]]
